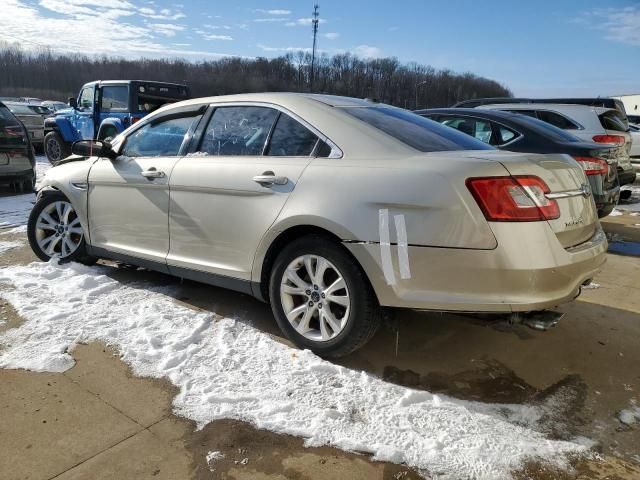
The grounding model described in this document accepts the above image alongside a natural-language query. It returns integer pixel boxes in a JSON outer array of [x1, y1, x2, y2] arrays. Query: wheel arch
[[97, 118, 125, 140], [254, 220, 375, 304], [45, 117, 79, 142]]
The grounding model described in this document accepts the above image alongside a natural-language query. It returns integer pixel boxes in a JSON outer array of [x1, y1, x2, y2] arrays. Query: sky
[[2, 0, 640, 97]]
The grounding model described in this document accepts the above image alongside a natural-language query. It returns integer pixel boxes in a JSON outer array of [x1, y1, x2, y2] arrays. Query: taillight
[[4, 125, 23, 137], [592, 134, 625, 144], [573, 156, 608, 176], [466, 176, 560, 222]]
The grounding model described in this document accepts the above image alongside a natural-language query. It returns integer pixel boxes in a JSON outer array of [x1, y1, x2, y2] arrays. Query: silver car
[[27, 94, 607, 356]]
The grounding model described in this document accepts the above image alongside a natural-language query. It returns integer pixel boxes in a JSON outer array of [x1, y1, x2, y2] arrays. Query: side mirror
[[68, 97, 78, 109], [71, 140, 117, 159]]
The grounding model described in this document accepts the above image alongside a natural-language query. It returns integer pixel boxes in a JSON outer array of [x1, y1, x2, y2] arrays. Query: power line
[[310, 3, 319, 92]]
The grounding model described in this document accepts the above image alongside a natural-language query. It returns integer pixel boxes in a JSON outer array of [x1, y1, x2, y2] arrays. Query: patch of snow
[[0, 260, 590, 480], [206, 450, 224, 471], [617, 401, 640, 426], [35, 155, 52, 182], [0, 194, 36, 228], [609, 210, 623, 216], [0, 225, 28, 235], [582, 282, 600, 290], [0, 240, 23, 255]]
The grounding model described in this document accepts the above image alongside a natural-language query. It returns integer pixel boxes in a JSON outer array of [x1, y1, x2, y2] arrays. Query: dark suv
[[0, 101, 36, 191]]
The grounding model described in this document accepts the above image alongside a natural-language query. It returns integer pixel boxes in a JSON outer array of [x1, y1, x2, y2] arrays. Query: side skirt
[[87, 245, 264, 301]]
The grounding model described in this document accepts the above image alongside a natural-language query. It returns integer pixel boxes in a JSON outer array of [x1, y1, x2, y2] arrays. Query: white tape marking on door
[[394, 214, 411, 279], [378, 209, 396, 286]]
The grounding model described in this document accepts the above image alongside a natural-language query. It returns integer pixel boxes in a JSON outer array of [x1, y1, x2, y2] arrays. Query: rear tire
[[269, 234, 381, 357], [27, 192, 95, 264], [44, 131, 71, 165]]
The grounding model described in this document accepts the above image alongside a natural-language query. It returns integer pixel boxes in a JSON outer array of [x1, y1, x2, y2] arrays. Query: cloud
[[257, 43, 312, 53], [575, 6, 640, 47], [201, 34, 233, 41], [285, 17, 327, 27], [353, 44, 382, 58], [323, 32, 340, 40], [148, 23, 184, 37], [253, 17, 289, 23], [0, 0, 229, 59], [137, 5, 186, 20], [254, 8, 291, 15]]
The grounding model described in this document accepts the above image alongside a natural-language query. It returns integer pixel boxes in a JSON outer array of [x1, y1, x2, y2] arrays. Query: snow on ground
[[0, 260, 589, 480], [616, 184, 640, 213], [0, 240, 24, 255], [617, 400, 640, 426], [0, 156, 51, 230]]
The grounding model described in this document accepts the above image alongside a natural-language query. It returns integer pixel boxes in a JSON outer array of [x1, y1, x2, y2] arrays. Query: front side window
[[101, 86, 129, 112], [344, 107, 493, 152], [266, 114, 318, 156], [199, 106, 278, 156], [122, 115, 201, 157], [78, 87, 94, 110]]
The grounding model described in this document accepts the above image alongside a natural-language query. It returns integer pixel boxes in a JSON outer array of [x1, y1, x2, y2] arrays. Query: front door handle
[[253, 171, 288, 186], [141, 168, 165, 179]]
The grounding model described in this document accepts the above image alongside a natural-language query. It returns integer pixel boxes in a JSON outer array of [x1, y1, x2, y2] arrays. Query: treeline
[[0, 44, 511, 109]]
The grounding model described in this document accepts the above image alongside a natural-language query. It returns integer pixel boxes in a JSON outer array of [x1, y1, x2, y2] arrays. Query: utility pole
[[310, 3, 319, 92]]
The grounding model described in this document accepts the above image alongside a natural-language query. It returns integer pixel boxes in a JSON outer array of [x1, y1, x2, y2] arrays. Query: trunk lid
[[472, 151, 598, 248]]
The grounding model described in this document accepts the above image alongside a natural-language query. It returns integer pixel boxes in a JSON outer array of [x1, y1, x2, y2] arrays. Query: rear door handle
[[141, 168, 165, 179], [253, 171, 288, 186]]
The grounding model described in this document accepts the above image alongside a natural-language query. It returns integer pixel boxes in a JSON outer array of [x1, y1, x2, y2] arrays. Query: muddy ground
[[1, 209, 640, 479]]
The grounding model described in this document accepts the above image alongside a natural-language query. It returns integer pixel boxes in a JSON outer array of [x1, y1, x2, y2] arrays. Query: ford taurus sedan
[[27, 93, 607, 356]]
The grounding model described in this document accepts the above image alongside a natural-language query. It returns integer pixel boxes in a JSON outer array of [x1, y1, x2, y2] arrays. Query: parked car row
[[417, 97, 637, 215]]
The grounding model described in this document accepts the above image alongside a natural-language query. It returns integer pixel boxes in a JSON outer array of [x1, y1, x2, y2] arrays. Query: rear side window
[[343, 107, 493, 152], [266, 114, 318, 156], [439, 116, 493, 144], [599, 110, 628, 132], [122, 115, 202, 157], [535, 110, 579, 130], [199, 106, 278, 156], [497, 126, 518, 144], [101, 86, 129, 112], [504, 109, 538, 119]]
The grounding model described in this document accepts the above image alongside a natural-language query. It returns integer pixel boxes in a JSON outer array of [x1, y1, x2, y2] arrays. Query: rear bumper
[[346, 225, 607, 313], [0, 168, 35, 183]]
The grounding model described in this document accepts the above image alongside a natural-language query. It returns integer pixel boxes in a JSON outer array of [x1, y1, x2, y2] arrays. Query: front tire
[[44, 131, 71, 165], [269, 235, 381, 357], [27, 192, 94, 264]]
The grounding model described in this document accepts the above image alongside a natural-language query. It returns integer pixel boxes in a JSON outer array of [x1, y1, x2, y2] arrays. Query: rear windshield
[[599, 110, 629, 132], [0, 106, 19, 125], [511, 114, 580, 143], [343, 106, 494, 152]]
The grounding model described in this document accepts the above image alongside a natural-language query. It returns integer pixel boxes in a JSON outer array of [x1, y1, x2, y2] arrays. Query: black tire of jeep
[[269, 234, 381, 357], [27, 192, 95, 265], [44, 131, 71, 165]]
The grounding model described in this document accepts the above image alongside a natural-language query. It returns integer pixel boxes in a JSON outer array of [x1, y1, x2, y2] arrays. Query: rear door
[[167, 104, 321, 280], [492, 152, 598, 248]]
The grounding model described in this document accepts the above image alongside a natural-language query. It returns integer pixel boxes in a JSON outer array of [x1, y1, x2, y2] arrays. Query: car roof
[[82, 80, 188, 87], [417, 107, 525, 120], [158, 92, 380, 110]]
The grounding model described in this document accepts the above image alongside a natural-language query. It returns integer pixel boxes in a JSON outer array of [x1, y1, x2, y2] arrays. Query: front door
[[75, 85, 96, 140], [167, 105, 321, 281], [87, 112, 203, 267]]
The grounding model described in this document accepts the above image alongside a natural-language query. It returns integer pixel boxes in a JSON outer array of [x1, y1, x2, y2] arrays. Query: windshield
[[6, 103, 37, 115], [342, 106, 494, 152]]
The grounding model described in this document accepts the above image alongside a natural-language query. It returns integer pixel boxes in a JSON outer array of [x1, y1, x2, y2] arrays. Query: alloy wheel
[[46, 138, 62, 162], [34, 201, 83, 258], [280, 254, 351, 342]]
